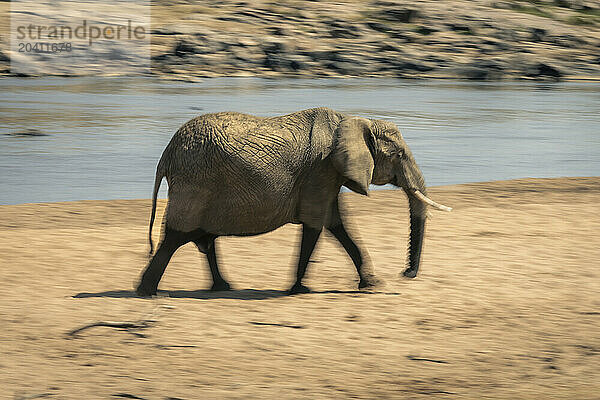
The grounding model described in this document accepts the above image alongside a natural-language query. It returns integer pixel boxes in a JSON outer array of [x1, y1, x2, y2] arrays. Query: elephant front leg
[[288, 224, 322, 295], [326, 199, 381, 289], [327, 224, 380, 289]]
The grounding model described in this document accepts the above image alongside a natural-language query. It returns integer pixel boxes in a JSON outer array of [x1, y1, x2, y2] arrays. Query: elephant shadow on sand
[[71, 288, 388, 301]]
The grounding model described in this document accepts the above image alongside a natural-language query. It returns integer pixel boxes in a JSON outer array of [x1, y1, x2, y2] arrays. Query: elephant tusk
[[413, 190, 452, 212]]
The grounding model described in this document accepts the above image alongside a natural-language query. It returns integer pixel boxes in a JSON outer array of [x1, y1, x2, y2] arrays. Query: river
[[1, 77, 598, 204]]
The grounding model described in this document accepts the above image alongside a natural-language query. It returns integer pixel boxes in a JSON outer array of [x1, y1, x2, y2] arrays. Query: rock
[[379, 8, 419, 23], [424, 54, 450, 66], [262, 40, 293, 55], [415, 26, 438, 35], [330, 28, 361, 38], [173, 40, 198, 57], [268, 26, 291, 36], [459, 66, 491, 80], [263, 54, 287, 71], [150, 28, 182, 36], [281, 55, 313, 71], [187, 54, 214, 66], [370, 54, 397, 66], [327, 20, 362, 38], [554, 0, 572, 7], [236, 37, 259, 47], [553, 0, 590, 9], [304, 50, 342, 62], [288, 57, 310, 71], [365, 21, 392, 33], [579, 4, 596, 12], [453, 63, 504, 80], [216, 15, 244, 23], [263, 53, 310, 72], [229, 48, 251, 62], [397, 31, 421, 43], [323, 61, 364, 75], [379, 43, 402, 52], [481, 37, 512, 51], [530, 28, 547, 42], [387, 31, 408, 41], [448, 24, 474, 35], [478, 45, 498, 54], [191, 32, 207, 41], [491, 1, 514, 9], [294, 10, 310, 19], [395, 60, 436, 72], [150, 53, 171, 62], [550, 34, 588, 48], [493, 29, 526, 43], [477, 59, 507, 71], [524, 62, 562, 79]]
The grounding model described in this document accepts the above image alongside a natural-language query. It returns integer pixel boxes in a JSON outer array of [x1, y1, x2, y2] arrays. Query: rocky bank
[[2, 0, 600, 80]]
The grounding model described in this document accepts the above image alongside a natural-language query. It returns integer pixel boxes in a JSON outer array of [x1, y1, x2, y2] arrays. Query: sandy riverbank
[[1, 177, 599, 399]]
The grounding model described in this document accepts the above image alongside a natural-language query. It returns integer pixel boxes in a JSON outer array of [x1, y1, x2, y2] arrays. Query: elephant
[[136, 107, 450, 296]]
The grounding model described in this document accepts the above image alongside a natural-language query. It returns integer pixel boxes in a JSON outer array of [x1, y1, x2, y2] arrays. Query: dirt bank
[[1, 0, 600, 80], [1, 177, 599, 399]]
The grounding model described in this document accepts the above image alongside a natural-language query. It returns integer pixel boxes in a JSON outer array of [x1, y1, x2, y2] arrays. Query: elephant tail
[[148, 164, 165, 257]]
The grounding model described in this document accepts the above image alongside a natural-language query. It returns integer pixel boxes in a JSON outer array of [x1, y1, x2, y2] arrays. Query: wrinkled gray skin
[[137, 107, 429, 296]]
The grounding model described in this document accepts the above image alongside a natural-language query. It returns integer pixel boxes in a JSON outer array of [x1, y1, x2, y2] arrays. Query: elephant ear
[[331, 117, 375, 196]]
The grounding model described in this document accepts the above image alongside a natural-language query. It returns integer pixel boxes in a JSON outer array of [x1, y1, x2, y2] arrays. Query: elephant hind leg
[[193, 236, 231, 292], [136, 226, 191, 297], [288, 224, 322, 295]]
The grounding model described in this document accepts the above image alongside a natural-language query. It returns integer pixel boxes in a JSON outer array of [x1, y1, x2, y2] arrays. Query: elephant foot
[[359, 275, 384, 289], [210, 280, 232, 292], [136, 282, 157, 297], [402, 268, 418, 279], [288, 283, 310, 295]]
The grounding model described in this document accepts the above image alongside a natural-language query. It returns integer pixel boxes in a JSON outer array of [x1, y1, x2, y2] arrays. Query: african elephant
[[136, 107, 450, 296]]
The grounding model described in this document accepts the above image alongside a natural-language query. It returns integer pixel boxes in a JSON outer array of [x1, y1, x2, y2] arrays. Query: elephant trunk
[[399, 155, 428, 279], [403, 193, 426, 278], [397, 154, 452, 278]]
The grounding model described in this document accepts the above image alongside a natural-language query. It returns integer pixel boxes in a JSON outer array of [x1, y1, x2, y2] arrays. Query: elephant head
[[331, 117, 451, 279]]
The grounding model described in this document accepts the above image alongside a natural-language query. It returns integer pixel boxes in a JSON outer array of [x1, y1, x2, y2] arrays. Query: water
[[1, 77, 599, 205]]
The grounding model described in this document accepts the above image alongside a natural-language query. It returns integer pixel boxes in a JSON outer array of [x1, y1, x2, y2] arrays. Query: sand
[[1, 177, 599, 399]]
